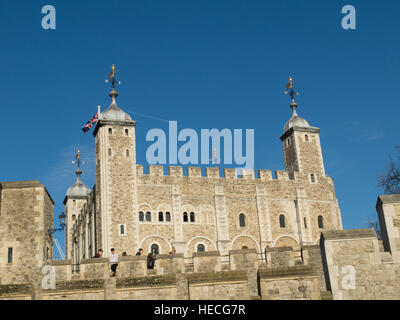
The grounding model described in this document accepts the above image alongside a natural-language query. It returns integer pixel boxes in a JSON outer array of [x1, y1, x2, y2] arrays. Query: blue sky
[[0, 1, 399, 256]]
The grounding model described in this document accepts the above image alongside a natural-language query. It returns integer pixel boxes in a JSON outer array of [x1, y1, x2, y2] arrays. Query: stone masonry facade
[[1, 89, 400, 300], [0, 181, 54, 286], [66, 92, 342, 267]]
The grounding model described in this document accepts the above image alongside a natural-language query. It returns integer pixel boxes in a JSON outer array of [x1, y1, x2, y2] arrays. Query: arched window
[[239, 214, 246, 227], [183, 212, 188, 222], [146, 211, 151, 222], [139, 211, 144, 221], [304, 217, 307, 229], [151, 244, 159, 256], [125, 129, 129, 136], [305, 135, 309, 142], [242, 246, 249, 250], [165, 212, 171, 222], [159, 212, 164, 222], [190, 212, 195, 222], [197, 244, 205, 252], [310, 174, 316, 183], [126, 149, 130, 157], [108, 128, 112, 135], [279, 215, 286, 228], [318, 215, 324, 229], [108, 148, 112, 156]]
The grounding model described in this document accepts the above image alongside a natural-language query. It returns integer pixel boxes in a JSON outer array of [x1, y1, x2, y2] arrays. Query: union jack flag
[[82, 112, 99, 133]]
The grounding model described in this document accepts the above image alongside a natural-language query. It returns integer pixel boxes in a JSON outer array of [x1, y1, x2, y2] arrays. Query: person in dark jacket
[[136, 248, 144, 256], [93, 249, 103, 258], [147, 253, 155, 269]]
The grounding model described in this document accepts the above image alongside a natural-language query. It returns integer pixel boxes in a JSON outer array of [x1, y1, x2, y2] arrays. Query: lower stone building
[[0, 181, 54, 285]]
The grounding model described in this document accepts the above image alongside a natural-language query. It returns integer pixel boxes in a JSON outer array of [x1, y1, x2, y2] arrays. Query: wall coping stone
[[193, 251, 220, 258], [49, 259, 72, 266], [265, 246, 293, 252], [155, 253, 184, 260], [321, 229, 376, 241], [188, 271, 247, 284], [259, 266, 317, 279], [80, 258, 109, 264], [47, 279, 104, 292], [229, 249, 257, 255], [116, 275, 176, 289], [0, 180, 55, 204], [377, 194, 400, 205], [301, 245, 320, 250], [120, 256, 147, 262]]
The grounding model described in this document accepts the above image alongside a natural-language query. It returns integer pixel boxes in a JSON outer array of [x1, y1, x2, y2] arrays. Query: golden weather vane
[[72, 149, 84, 169], [105, 64, 121, 89], [284, 76, 299, 103], [210, 148, 220, 166]]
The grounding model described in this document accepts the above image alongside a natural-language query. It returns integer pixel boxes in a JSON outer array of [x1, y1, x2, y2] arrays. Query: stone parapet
[[265, 246, 295, 268], [192, 251, 221, 273], [118, 256, 147, 278]]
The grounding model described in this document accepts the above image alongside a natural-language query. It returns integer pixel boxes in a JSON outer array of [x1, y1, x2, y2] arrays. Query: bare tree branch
[[378, 151, 400, 194], [364, 218, 382, 240]]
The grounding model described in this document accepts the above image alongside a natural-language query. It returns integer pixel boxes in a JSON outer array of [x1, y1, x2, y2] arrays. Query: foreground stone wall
[[320, 229, 400, 300], [3, 221, 400, 300], [259, 266, 321, 300], [0, 249, 322, 300]]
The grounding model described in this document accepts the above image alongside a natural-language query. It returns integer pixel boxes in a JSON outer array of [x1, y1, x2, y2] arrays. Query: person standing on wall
[[109, 248, 119, 277], [147, 253, 155, 269]]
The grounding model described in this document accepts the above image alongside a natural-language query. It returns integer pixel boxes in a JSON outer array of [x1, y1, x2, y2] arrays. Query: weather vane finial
[[72, 149, 84, 170], [210, 148, 220, 167], [105, 64, 121, 89], [284, 76, 299, 103]]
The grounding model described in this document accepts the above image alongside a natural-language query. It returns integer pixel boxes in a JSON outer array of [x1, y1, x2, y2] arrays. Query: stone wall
[[301, 245, 327, 291], [376, 194, 400, 262], [265, 246, 296, 268], [320, 228, 400, 300], [0, 181, 54, 285], [193, 251, 221, 273], [259, 266, 321, 300]]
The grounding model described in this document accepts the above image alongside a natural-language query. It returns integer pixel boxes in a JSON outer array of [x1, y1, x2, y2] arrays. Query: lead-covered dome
[[283, 102, 311, 133], [100, 89, 132, 122], [66, 168, 90, 198]]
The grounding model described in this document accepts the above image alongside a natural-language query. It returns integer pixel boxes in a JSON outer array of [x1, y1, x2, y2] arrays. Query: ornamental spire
[[284, 76, 300, 116], [105, 64, 121, 105], [72, 149, 84, 184]]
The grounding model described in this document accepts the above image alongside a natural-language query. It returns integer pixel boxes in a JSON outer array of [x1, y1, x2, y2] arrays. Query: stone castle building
[[1, 75, 400, 300], [65, 82, 342, 266]]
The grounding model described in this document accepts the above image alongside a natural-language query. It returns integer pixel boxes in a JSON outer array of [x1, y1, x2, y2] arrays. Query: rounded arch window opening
[[151, 244, 159, 256]]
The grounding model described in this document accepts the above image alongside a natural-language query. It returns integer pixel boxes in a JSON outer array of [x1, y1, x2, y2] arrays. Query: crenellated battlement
[[135, 164, 304, 182]]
